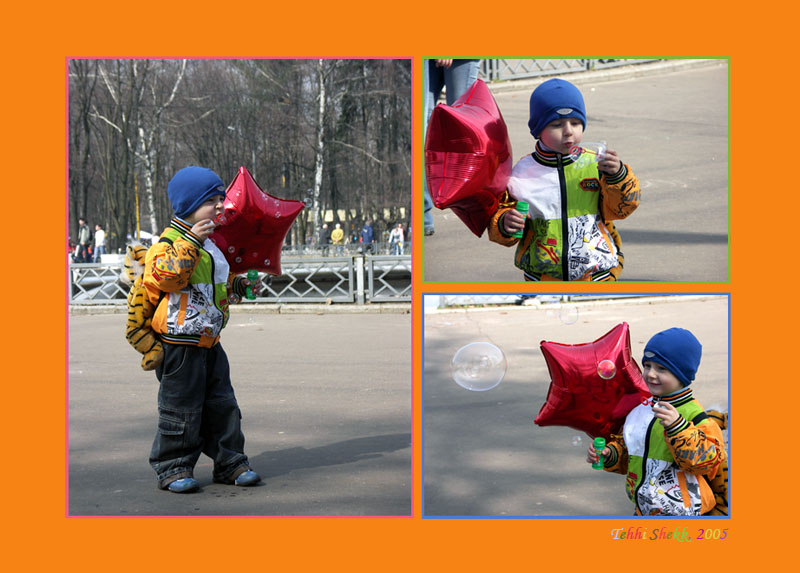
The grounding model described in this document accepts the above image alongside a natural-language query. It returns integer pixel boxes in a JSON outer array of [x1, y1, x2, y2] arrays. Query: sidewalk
[[68, 311, 411, 516]]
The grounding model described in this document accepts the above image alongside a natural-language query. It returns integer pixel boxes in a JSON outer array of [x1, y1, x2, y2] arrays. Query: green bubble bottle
[[245, 269, 258, 300], [511, 201, 529, 238], [592, 437, 606, 470]]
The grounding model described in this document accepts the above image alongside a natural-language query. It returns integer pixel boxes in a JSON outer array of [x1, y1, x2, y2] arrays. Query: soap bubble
[[228, 246, 236, 254], [597, 359, 616, 380], [263, 259, 271, 266], [451, 342, 507, 392], [571, 435, 583, 447], [559, 305, 579, 325]]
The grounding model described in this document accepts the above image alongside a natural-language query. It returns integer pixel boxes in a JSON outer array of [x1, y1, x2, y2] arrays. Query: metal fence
[[69, 255, 411, 305], [366, 256, 413, 303], [479, 58, 664, 82]]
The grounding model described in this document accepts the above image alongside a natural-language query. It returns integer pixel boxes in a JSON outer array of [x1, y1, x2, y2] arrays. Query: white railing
[[68, 255, 411, 305], [480, 58, 664, 82]]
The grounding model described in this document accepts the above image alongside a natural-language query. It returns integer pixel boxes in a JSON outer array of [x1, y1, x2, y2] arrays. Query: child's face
[[539, 117, 583, 155], [185, 194, 225, 225], [642, 361, 684, 396]]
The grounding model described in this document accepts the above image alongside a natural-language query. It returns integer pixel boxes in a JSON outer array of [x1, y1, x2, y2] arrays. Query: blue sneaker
[[214, 467, 261, 486], [234, 470, 261, 487], [166, 477, 200, 493]]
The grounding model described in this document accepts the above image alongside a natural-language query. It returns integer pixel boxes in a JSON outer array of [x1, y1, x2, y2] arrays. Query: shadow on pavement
[[252, 433, 411, 478], [622, 229, 728, 245]]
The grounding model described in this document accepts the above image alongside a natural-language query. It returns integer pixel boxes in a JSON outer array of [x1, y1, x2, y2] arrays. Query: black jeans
[[149, 342, 249, 488]]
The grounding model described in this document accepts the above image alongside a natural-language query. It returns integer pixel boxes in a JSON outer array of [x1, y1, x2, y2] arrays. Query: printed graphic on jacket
[[165, 283, 225, 338], [566, 214, 618, 280], [635, 458, 704, 516]]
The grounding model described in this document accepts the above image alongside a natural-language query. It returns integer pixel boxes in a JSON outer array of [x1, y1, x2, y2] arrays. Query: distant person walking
[[361, 220, 374, 254], [331, 223, 344, 255], [93, 224, 106, 263], [319, 223, 331, 256], [389, 223, 405, 255], [77, 217, 91, 263]]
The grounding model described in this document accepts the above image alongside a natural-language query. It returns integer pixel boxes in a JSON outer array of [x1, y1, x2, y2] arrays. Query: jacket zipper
[[203, 242, 223, 314], [633, 416, 658, 514], [557, 153, 569, 280]]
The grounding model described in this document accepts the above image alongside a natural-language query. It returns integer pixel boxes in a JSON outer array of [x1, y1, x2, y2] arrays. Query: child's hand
[[501, 208, 526, 236], [241, 276, 263, 297], [586, 445, 610, 464], [435, 59, 453, 68], [652, 401, 680, 427], [598, 148, 622, 175], [190, 218, 216, 241]]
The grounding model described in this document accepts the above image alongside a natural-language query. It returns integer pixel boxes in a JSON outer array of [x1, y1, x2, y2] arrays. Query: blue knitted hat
[[167, 166, 225, 218], [528, 78, 587, 139], [642, 328, 703, 387]]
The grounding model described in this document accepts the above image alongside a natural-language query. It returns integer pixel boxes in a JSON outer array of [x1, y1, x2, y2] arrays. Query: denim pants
[[150, 342, 249, 488], [423, 59, 481, 231]]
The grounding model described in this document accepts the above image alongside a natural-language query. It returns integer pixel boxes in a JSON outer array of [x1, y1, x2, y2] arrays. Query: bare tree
[[69, 59, 411, 253], [68, 60, 99, 239]]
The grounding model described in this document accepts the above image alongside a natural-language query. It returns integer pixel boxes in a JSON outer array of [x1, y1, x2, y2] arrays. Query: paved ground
[[68, 310, 411, 516], [423, 60, 729, 282], [423, 296, 729, 516]]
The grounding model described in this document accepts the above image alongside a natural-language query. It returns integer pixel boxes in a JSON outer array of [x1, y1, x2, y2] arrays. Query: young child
[[488, 78, 641, 281], [143, 166, 260, 493], [586, 328, 728, 515]]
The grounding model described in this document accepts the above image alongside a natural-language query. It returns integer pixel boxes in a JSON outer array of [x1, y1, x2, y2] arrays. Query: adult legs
[[423, 59, 481, 235]]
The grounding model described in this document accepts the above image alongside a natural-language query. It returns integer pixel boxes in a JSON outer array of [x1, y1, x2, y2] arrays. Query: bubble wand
[[569, 142, 607, 168]]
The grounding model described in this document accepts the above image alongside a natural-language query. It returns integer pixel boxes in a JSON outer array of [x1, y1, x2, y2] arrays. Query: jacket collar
[[532, 141, 576, 167], [167, 217, 204, 248], [654, 387, 694, 408]]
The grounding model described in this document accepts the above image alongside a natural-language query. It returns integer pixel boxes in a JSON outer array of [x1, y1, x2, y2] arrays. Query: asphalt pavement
[[423, 295, 729, 516], [423, 59, 729, 283], [68, 309, 411, 516]]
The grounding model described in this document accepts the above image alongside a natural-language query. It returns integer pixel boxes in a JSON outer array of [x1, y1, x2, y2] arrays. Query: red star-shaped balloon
[[424, 79, 513, 237], [209, 166, 304, 275], [534, 322, 650, 439]]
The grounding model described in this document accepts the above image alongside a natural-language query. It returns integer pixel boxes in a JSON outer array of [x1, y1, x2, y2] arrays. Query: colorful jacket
[[143, 218, 247, 348], [487, 143, 640, 281], [603, 388, 727, 516]]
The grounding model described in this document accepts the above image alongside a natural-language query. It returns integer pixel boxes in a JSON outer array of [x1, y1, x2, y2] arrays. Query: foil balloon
[[534, 322, 650, 439], [209, 166, 304, 275], [425, 79, 512, 237]]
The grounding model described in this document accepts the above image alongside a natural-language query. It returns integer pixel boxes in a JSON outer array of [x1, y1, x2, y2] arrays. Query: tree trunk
[[312, 59, 326, 245]]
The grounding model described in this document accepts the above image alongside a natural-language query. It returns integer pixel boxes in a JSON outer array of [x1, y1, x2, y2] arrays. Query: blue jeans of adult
[[150, 342, 249, 489], [77, 244, 90, 263], [423, 59, 481, 233], [93, 245, 105, 263]]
